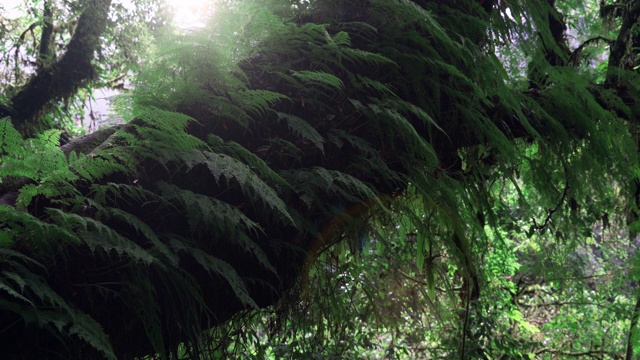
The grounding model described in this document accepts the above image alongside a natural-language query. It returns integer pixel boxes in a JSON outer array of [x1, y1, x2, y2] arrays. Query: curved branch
[[36, 0, 55, 70], [532, 180, 569, 230], [605, 1, 640, 85], [567, 36, 615, 66], [2, 0, 112, 134]]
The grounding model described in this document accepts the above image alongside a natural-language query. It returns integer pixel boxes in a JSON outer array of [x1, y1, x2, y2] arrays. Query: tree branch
[[606, 1, 640, 85], [3, 0, 112, 135], [568, 36, 615, 66], [36, 0, 55, 71], [625, 292, 640, 360], [535, 347, 612, 358]]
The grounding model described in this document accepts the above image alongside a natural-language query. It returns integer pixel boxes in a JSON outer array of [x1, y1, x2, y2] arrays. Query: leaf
[[0, 119, 22, 156], [169, 239, 258, 309], [276, 112, 325, 151], [0, 277, 35, 307], [292, 70, 344, 91], [196, 151, 294, 225], [157, 182, 263, 235], [68, 311, 117, 360], [108, 208, 179, 267], [229, 89, 290, 117], [425, 264, 435, 300], [48, 209, 156, 264]]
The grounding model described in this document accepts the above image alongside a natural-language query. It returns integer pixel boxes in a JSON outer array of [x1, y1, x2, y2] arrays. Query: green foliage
[[1, 0, 640, 359], [0, 0, 163, 132], [0, 247, 117, 360], [0, 95, 292, 358]]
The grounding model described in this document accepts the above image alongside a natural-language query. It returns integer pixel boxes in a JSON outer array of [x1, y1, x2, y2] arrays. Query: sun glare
[[166, 0, 213, 29], [1, 0, 24, 19], [1, 0, 213, 29]]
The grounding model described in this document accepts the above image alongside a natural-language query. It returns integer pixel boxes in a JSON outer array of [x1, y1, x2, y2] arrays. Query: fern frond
[[338, 48, 396, 67], [69, 153, 127, 181], [261, 138, 305, 161], [331, 31, 351, 46], [15, 181, 78, 210], [207, 134, 292, 189], [0, 275, 35, 307], [157, 182, 263, 236], [354, 75, 397, 97], [208, 95, 253, 128], [0, 119, 22, 156], [0, 265, 73, 313], [169, 238, 258, 309], [48, 209, 156, 264], [91, 182, 162, 208], [107, 207, 179, 267], [0, 253, 115, 359], [386, 98, 447, 136], [283, 167, 384, 211], [292, 70, 344, 92], [276, 112, 325, 152], [68, 311, 118, 360], [229, 89, 290, 117], [192, 151, 294, 225], [350, 99, 438, 166], [1, 128, 77, 189], [122, 267, 165, 357], [327, 129, 375, 155], [0, 205, 77, 251], [130, 106, 208, 164]]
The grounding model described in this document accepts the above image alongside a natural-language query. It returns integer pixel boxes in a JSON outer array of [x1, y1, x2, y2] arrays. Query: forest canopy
[[0, 0, 640, 358]]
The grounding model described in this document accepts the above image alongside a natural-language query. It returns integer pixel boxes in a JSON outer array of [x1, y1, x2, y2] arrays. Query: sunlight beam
[[164, 0, 213, 29]]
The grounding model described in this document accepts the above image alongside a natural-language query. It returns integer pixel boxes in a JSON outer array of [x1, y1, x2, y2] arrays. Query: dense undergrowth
[[0, 0, 639, 358]]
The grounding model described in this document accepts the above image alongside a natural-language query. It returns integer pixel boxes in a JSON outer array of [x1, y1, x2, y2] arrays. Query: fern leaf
[[0, 206, 77, 251], [48, 209, 156, 264], [157, 182, 263, 236], [68, 311, 118, 360], [283, 167, 385, 210], [91, 183, 162, 207], [70, 154, 127, 181], [331, 31, 351, 46], [0, 248, 46, 269], [338, 48, 396, 67], [0, 119, 22, 156], [197, 151, 294, 225], [122, 268, 165, 358], [229, 89, 289, 117], [387, 98, 447, 136], [0, 277, 35, 307], [207, 134, 291, 189], [276, 112, 325, 151], [108, 208, 179, 267], [292, 70, 344, 91], [355, 75, 397, 97], [169, 238, 258, 309]]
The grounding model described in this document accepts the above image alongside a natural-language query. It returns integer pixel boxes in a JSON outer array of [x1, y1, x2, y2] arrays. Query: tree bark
[[626, 292, 640, 360], [2, 0, 112, 135], [606, 1, 640, 85]]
